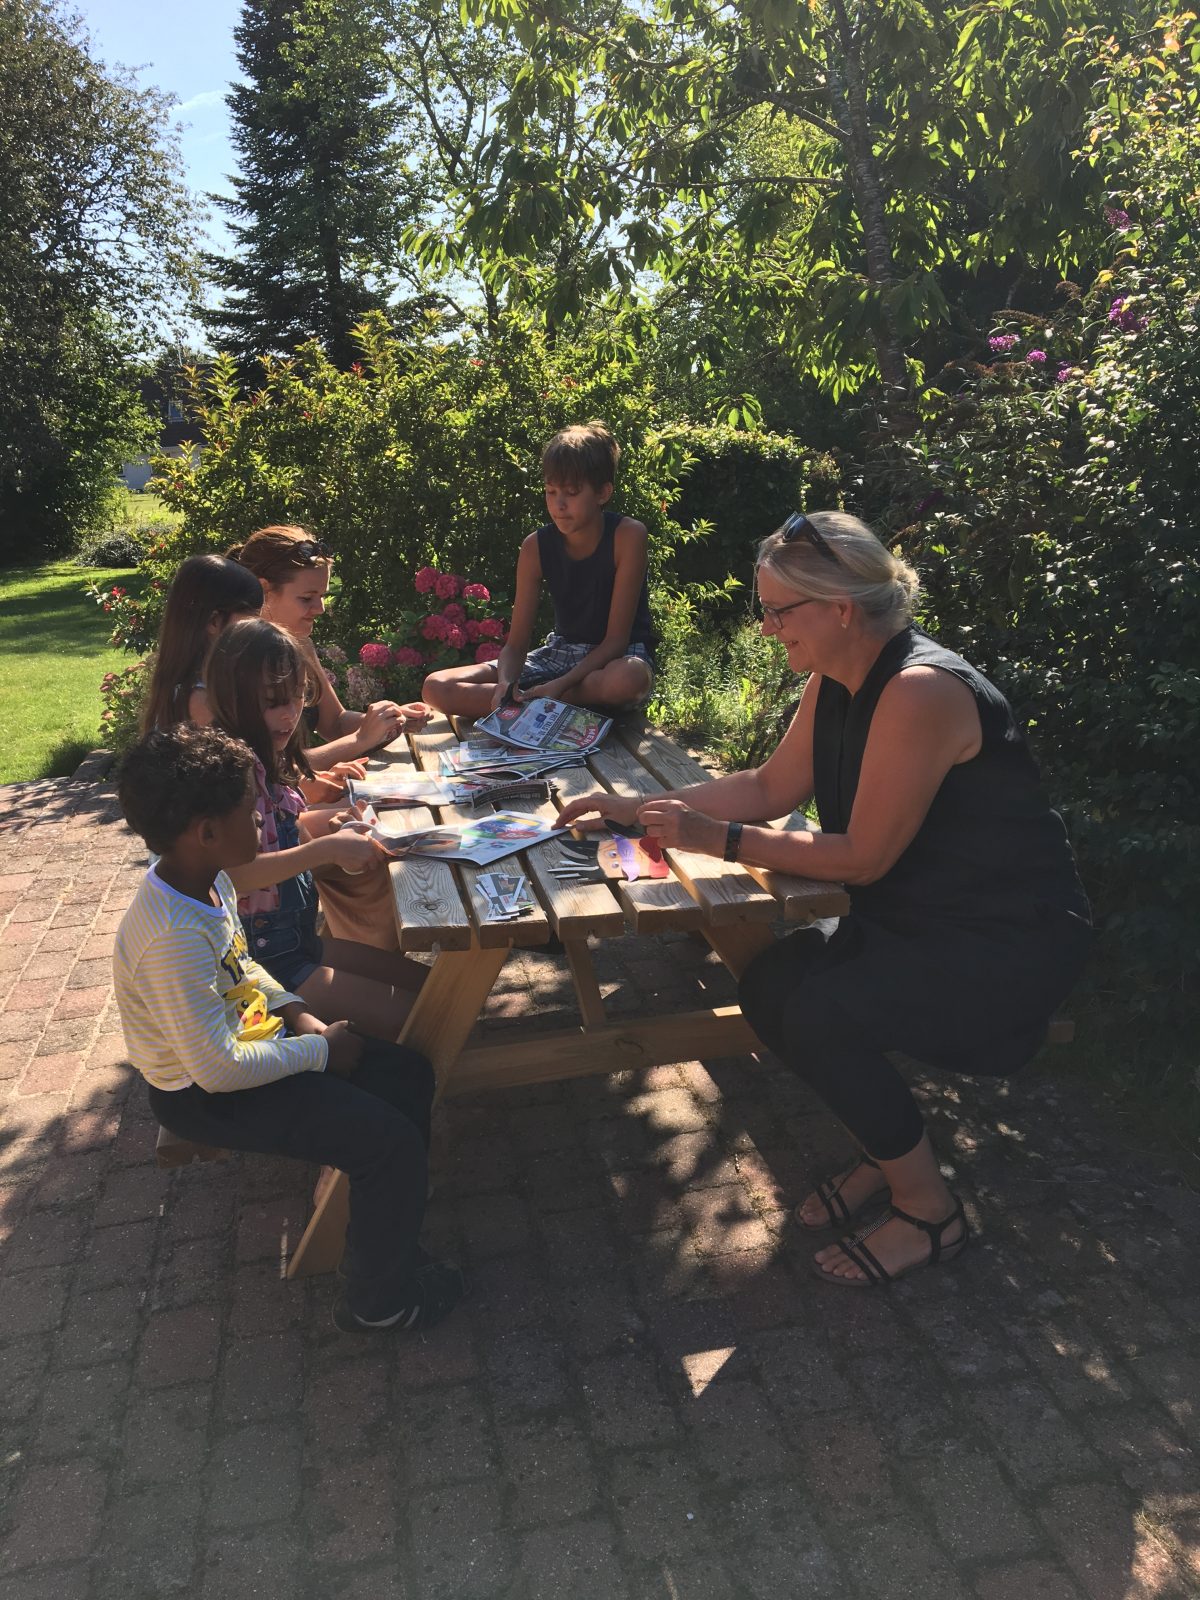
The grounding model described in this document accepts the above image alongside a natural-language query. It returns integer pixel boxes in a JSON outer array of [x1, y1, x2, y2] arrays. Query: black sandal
[[795, 1154, 889, 1235], [811, 1195, 970, 1288]]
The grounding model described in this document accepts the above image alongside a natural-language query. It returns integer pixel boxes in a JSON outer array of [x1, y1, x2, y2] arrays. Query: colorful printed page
[[477, 697, 611, 755], [366, 809, 565, 867]]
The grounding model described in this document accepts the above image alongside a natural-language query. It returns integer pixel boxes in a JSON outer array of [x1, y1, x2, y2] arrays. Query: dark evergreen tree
[[205, 0, 407, 370]]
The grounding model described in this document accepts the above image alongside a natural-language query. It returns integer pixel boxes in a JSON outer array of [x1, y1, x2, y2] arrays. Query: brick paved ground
[[0, 767, 1197, 1600]]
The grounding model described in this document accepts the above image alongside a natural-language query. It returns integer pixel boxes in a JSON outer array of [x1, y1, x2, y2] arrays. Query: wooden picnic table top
[[380, 714, 848, 952]]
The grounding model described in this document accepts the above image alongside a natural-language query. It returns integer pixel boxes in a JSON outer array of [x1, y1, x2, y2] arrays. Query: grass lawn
[[0, 561, 141, 785]]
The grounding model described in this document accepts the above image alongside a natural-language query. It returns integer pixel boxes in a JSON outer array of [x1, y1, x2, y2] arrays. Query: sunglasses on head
[[292, 538, 332, 562], [780, 512, 838, 565]]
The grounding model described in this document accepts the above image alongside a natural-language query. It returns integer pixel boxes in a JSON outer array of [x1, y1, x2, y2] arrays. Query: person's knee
[[421, 670, 452, 710]]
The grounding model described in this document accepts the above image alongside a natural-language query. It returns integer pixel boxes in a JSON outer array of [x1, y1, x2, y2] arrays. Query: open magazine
[[363, 808, 565, 866], [346, 774, 459, 809], [477, 697, 611, 756]]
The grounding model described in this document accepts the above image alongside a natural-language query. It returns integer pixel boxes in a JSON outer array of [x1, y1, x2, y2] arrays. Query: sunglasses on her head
[[780, 511, 839, 564], [292, 538, 332, 562]]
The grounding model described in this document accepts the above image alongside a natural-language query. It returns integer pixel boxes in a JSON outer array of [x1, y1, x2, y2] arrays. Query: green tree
[[0, 0, 196, 554], [449, 0, 1154, 405], [206, 0, 410, 370]]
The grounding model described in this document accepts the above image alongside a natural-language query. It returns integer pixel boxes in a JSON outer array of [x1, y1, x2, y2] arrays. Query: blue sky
[[78, 0, 244, 251]]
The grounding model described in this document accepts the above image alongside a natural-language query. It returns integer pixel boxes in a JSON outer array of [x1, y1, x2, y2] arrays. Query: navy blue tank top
[[535, 511, 656, 656], [814, 626, 1089, 929]]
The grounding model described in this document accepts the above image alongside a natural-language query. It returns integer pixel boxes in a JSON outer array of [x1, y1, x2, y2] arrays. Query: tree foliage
[[205, 0, 410, 369], [0, 0, 196, 553]]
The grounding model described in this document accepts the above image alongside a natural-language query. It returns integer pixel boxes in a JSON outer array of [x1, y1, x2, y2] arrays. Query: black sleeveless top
[[536, 511, 656, 656], [814, 626, 1089, 930]]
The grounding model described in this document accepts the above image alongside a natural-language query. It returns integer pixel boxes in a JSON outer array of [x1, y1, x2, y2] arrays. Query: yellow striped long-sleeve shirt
[[113, 867, 328, 1092]]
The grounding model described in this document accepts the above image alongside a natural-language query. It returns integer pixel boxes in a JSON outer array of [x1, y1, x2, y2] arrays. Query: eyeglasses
[[292, 538, 332, 563], [757, 594, 818, 630], [780, 511, 839, 564]]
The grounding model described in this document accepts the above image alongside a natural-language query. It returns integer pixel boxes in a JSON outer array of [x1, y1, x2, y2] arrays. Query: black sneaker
[[331, 1260, 465, 1334]]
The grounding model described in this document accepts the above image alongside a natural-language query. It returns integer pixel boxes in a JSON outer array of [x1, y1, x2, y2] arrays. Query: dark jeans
[[148, 1038, 435, 1319]]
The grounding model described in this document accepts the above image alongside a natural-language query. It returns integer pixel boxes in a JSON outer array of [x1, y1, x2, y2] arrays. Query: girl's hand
[[556, 792, 640, 831], [490, 679, 514, 711], [320, 831, 388, 874], [520, 678, 566, 702], [278, 1003, 326, 1036], [637, 798, 726, 855], [354, 701, 405, 753], [329, 759, 369, 782]]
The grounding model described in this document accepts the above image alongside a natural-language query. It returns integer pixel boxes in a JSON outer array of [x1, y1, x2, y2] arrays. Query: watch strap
[[723, 821, 744, 862]]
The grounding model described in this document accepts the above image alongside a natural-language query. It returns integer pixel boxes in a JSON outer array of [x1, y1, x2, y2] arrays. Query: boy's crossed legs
[[424, 645, 653, 721]]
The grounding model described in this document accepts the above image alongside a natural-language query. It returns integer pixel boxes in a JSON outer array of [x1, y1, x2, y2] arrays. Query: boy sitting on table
[[111, 723, 463, 1335], [422, 420, 657, 719]]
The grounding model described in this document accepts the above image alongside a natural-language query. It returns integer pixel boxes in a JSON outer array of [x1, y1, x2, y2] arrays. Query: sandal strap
[[815, 1177, 851, 1226], [888, 1197, 967, 1266], [836, 1232, 891, 1284]]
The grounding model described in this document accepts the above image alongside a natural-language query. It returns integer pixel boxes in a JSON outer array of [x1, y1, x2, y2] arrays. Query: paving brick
[[122, 1381, 214, 1486], [93, 1163, 165, 1227], [608, 1447, 712, 1560], [35, 1361, 128, 1457], [914, 1447, 1039, 1562], [155, 1232, 228, 1307], [1040, 1482, 1185, 1600], [0, 1336, 49, 1424], [484, 1325, 570, 1419], [973, 1559, 1087, 1600], [408, 1479, 510, 1600], [2, 1208, 87, 1272], [393, 1383, 498, 1485], [1128, 1350, 1200, 1433], [0, 1459, 107, 1572], [514, 1519, 629, 1600], [0, 1264, 70, 1338], [389, 1306, 480, 1389], [228, 1261, 305, 1338], [29, 1149, 107, 1210], [1, 1567, 93, 1600], [308, 1452, 398, 1563], [6, 978, 65, 1012], [1080, 1405, 1198, 1492], [97, 1480, 199, 1598], [78, 1217, 156, 1293], [678, 1182, 774, 1256], [136, 1302, 223, 1388], [499, 1412, 601, 1527], [837, 1517, 969, 1600], [456, 1191, 532, 1260], [965, 1379, 1101, 1486], [205, 1421, 303, 1529], [57, 1284, 144, 1366], [200, 1528, 300, 1600], [15, 1051, 85, 1096], [580, 1350, 682, 1447], [791, 1413, 905, 1526], [218, 1331, 303, 1423]]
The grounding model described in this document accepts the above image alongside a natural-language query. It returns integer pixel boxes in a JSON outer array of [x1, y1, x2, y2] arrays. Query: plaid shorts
[[518, 635, 655, 702]]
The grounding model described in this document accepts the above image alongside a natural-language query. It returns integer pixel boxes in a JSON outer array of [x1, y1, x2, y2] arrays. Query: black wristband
[[723, 822, 744, 862]]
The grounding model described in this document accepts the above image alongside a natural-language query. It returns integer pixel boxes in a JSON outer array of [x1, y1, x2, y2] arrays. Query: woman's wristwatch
[[723, 821, 744, 862]]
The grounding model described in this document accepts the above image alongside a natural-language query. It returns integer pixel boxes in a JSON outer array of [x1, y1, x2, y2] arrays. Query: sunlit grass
[[0, 561, 141, 784]]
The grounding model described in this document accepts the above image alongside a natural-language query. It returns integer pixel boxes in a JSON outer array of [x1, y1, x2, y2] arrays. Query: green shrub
[[661, 421, 840, 597], [74, 526, 146, 568], [98, 659, 150, 755]]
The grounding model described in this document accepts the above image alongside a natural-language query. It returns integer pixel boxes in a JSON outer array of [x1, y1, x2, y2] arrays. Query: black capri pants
[[737, 910, 1091, 1162]]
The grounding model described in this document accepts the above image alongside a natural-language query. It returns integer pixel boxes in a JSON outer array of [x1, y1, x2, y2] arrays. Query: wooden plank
[[412, 721, 627, 942], [383, 803, 474, 952], [614, 720, 849, 921], [444, 1006, 760, 1096], [586, 743, 775, 926], [563, 937, 607, 1029]]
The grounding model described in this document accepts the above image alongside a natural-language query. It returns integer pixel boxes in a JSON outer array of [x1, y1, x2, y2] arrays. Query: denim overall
[[241, 800, 322, 990]]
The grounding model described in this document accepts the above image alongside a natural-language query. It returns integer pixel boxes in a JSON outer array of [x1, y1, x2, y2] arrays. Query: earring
[[841, 620, 848, 630]]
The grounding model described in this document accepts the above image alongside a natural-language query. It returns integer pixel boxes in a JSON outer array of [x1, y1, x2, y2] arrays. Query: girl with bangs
[[204, 619, 427, 1041]]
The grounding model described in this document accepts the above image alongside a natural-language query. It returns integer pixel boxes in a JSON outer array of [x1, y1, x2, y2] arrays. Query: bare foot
[[796, 1157, 889, 1230], [813, 1202, 968, 1283]]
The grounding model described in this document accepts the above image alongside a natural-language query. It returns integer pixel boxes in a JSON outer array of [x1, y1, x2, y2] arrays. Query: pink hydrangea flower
[[441, 602, 466, 624], [434, 572, 463, 600], [414, 565, 439, 594], [421, 614, 448, 641], [475, 643, 501, 664], [358, 641, 392, 668], [478, 617, 506, 640], [462, 582, 490, 602], [392, 646, 424, 668], [443, 624, 467, 651], [465, 620, 484, 642]]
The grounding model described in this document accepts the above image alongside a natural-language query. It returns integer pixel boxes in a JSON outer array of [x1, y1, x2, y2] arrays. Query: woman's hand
[[556, 792, 640, 831], [323, 1020, 364, 1077], [353, 700, 405, 753], [637, 798, 727, 856]]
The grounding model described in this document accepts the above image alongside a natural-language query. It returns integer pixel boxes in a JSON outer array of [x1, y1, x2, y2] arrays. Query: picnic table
[[286, 713, 850, 1278]]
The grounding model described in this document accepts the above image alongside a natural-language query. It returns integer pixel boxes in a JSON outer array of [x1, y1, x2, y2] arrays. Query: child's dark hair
[[118, 725, 256, 855], [227, 524, 333, 587], [140, 555, 264, 735], [204, 618, 314, 786], [540, 421, 620, 491]]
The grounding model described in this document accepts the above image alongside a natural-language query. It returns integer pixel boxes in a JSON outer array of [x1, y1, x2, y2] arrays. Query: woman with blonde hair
[[560, 510, 1091, 1289]]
